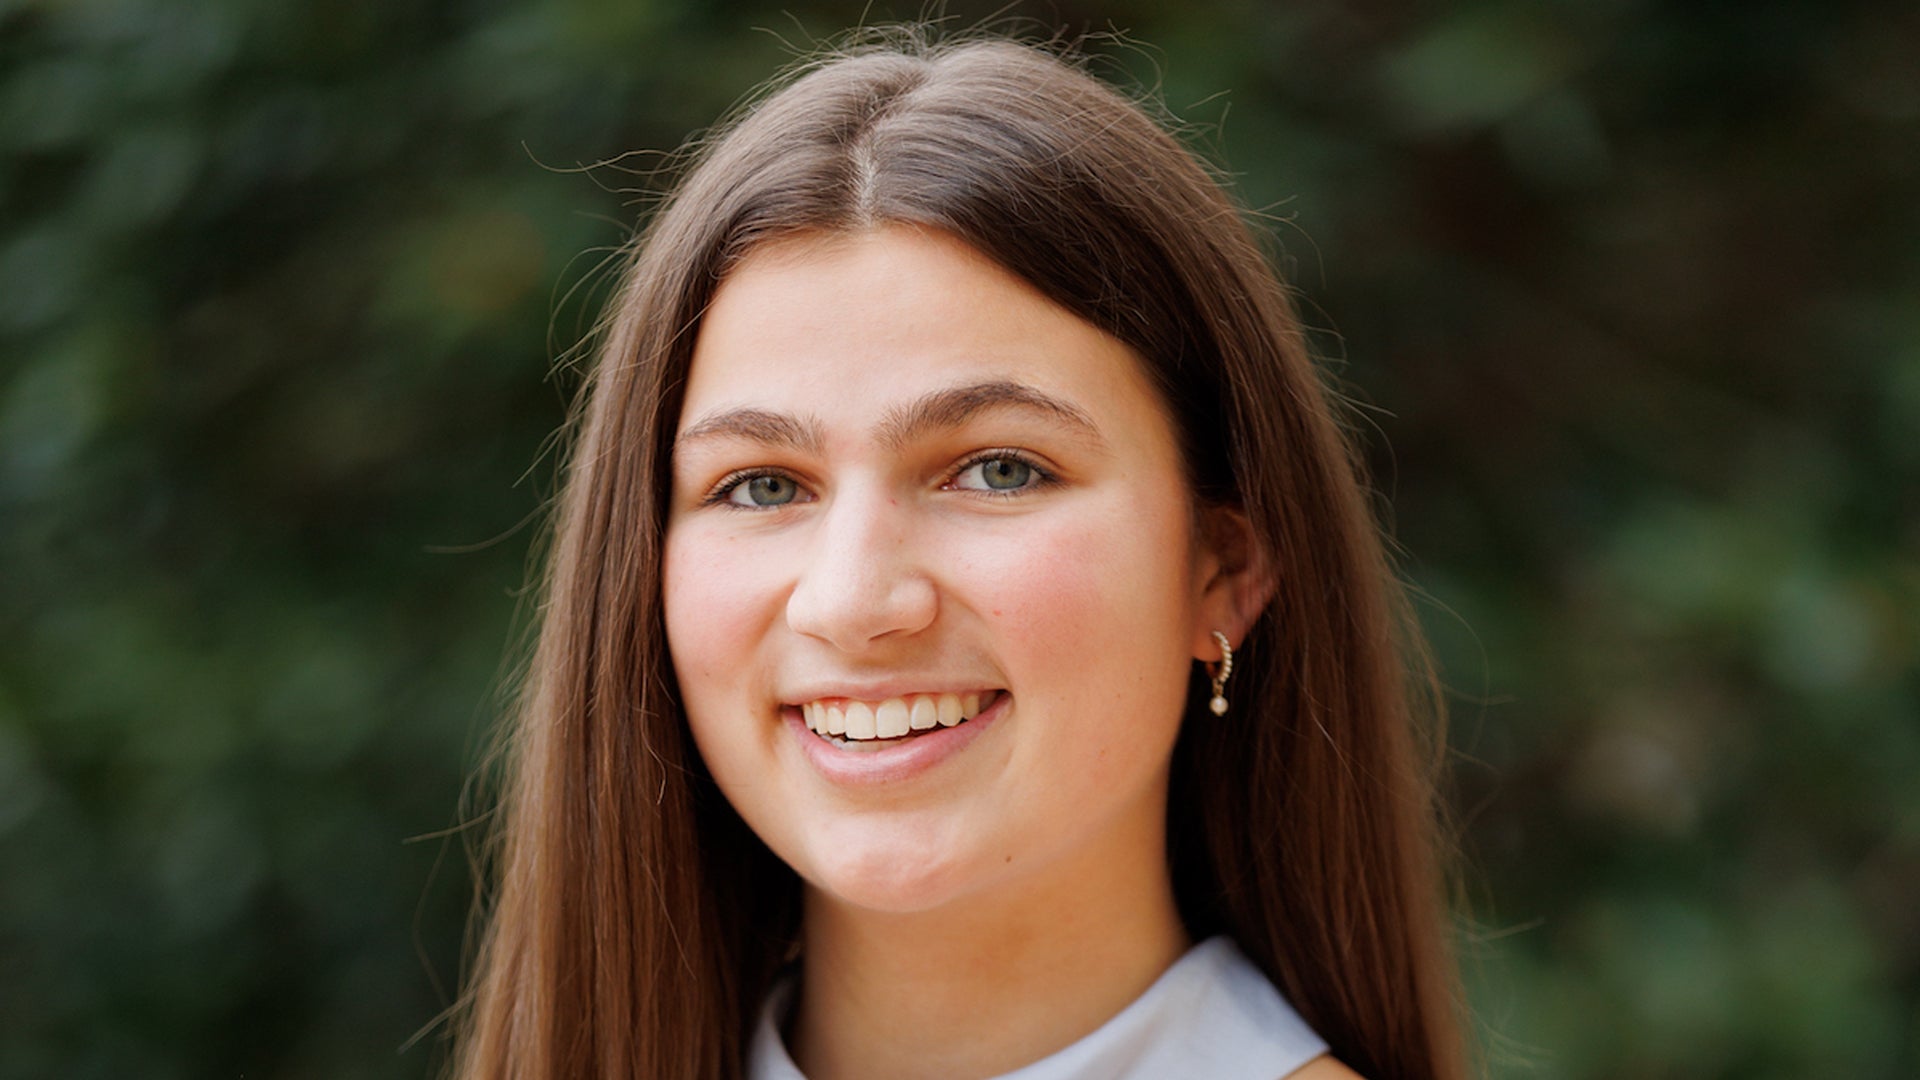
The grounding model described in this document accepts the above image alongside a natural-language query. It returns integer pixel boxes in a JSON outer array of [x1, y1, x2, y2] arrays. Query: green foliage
[[3, 0, 1914, 1076]]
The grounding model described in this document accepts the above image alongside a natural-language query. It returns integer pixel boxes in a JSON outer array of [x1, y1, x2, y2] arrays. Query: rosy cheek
[[1004, 544, 1100, 645], [663, 531, 772, 685], [958, 513, 1141, 664], [959, 500, 1192, 755]]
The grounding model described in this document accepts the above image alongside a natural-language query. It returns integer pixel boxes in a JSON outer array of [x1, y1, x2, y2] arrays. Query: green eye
[[957, 456, 1037, 492], [980, 459, 1031, 490], [727, 474, 800, 507]]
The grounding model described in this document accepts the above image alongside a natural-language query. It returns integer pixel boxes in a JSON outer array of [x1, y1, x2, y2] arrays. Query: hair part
[[452, 27, 1465, 1080]]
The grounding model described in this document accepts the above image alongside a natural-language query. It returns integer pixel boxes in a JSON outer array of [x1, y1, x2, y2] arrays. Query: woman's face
[[663, 226, 1232, 916]]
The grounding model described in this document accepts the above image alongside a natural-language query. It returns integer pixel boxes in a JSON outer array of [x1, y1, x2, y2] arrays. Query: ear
[[1190, 505, 1277, 661]]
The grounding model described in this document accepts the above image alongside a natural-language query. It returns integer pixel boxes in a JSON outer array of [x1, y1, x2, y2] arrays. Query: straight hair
[[453, 29, 1465, 1080]]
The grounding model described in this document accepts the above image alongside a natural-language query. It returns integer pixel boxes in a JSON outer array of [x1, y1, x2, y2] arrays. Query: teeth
[[875, 699, 910, 738], [909, 697, 938, 731], [798, 691, 993, 744], [844, 701, 877, 740]]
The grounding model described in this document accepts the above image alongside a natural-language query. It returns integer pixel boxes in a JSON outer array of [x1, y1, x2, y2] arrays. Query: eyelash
[[700, 450, 1056, 509], [702, 467, 795, 509], [947, 448, 1056, 498]]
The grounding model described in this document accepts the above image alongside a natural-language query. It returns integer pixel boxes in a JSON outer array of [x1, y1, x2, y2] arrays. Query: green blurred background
[[3, 0, 1915, 1076]]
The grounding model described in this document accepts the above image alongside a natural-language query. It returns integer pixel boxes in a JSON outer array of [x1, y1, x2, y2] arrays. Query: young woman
[[453, 30, 1466, 1080]]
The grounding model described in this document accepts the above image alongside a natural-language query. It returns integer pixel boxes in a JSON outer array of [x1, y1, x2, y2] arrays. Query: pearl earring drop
[[1208, 630, 1234, 715]]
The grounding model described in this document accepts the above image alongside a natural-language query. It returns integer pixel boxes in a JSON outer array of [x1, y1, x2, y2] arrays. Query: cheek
[[950, 503, 1195, 845], [944, 519, 1096, 647], [954, 501, 1195, 705], [991, 540, 1103, 655], [662, 530, 775, 692]]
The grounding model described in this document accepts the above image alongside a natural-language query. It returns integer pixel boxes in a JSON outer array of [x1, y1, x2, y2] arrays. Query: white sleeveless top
[[746, 936, 1329, 1079]]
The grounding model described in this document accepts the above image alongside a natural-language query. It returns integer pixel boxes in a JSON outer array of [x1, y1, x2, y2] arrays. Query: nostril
[[784, 516, 938, 649], [786, 572, 939, 650]]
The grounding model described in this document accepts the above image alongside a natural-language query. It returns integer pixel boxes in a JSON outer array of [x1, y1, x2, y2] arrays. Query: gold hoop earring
[[1208, 630, 1234, 715]]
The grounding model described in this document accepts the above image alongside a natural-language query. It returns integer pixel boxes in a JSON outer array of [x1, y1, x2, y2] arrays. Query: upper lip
[[781, 682, 1002, 705]]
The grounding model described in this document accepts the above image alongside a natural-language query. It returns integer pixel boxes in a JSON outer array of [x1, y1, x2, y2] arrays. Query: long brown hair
[[453, 28, 1465, 1080]]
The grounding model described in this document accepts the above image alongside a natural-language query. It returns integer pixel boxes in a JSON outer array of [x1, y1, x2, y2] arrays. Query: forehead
[[679, 226, 1175, 446]]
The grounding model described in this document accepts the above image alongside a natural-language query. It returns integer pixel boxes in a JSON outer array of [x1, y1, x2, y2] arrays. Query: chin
[[798, 835, 988, 916]]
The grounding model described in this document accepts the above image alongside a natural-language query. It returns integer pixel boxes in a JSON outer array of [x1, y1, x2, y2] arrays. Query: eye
[[717, 472, 804, 508], [951, 452, 1048, 494]]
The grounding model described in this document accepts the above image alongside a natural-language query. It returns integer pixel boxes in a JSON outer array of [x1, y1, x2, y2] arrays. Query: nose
[[785, 487, 938, 653]]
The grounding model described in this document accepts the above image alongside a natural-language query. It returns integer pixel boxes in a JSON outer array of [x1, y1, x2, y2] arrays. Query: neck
[[786, 797, 1189, 1080]]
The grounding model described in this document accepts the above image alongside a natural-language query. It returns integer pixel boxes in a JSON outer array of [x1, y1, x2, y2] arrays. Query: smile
[[799, 691, 999, 750]]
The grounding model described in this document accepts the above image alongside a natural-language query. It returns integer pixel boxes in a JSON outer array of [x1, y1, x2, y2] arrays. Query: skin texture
[[662, 226, 1301, 1079]]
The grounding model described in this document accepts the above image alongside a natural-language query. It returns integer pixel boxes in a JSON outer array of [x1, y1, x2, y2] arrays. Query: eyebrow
[[875, 380, 1103, 451], [673, 379, 1105, 455], [674, 408, 826, 455]]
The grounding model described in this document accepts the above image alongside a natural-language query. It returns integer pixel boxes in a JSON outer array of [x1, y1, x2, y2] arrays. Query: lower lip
[[785, 693, 1007, 786]]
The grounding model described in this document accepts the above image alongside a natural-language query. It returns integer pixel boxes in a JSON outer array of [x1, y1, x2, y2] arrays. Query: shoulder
[[1285, 1055, 1366, 1080]]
